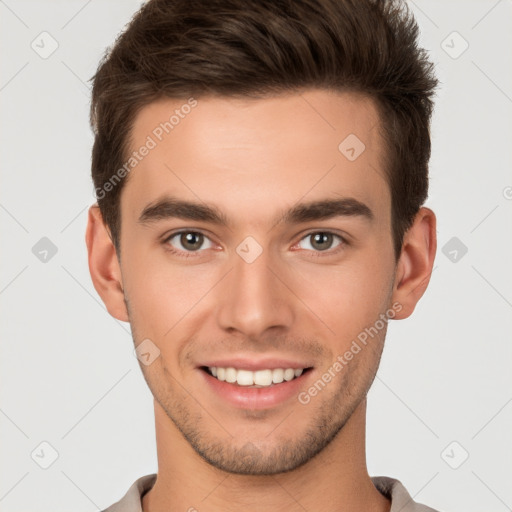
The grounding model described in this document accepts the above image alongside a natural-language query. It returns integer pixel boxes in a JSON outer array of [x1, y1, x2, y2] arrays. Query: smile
[[206, 366, 306, 387]]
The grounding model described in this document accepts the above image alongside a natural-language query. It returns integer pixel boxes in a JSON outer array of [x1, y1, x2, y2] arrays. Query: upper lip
[[198, 357, 314, 371]]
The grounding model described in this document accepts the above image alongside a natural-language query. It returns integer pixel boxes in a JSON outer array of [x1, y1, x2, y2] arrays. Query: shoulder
[[101, 473, 157, 512], [371, 475, 442, 512]]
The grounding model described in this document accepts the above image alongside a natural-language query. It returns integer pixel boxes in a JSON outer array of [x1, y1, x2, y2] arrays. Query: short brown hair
[[90, 0, 438, 261]]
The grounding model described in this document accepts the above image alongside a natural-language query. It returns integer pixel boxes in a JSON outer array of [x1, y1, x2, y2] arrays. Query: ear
[[85, 205, 129, 322], [391, 207, 437, 320]]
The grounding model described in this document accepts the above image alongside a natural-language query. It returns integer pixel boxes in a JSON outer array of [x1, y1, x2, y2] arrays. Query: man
[[86, 0, 440, 510]]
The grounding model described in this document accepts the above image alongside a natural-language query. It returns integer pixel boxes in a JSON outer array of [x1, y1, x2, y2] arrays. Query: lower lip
[[199, 369, 312, 410]]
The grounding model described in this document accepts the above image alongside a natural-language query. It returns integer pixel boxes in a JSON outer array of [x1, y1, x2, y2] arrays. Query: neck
[[142, 398, 390, 512]]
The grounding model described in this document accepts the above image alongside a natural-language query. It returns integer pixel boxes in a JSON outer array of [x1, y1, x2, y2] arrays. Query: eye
[[163, 231, 214, 255], [296, 231, 346, 255]]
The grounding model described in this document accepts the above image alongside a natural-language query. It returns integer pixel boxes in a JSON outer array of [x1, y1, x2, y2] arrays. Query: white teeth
[[272, 368, 284, 384], [236, 369, 254, 386], [254, 369, 273, 386], [225, 367, 237, 383], [208, 366, 305, 387], [283, 368, 295, 381]]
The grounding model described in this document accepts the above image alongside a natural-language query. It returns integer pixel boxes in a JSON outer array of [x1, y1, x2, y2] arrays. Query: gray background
[[1, 1, 511, 510]]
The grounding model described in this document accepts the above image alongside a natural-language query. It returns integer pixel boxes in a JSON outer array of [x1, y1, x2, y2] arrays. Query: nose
[[216, 243, 295, 340]]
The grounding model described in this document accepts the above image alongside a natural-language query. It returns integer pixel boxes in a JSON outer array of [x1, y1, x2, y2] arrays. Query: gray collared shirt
[[101, 473, 441, 511]]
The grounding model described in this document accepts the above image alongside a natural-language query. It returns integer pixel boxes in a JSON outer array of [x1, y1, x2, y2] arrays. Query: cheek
[[289, 256, 392, 340], [122, 252, 219, 339]]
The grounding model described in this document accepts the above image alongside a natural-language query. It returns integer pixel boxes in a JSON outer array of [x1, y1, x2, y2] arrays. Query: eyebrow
[[138, 195, 374, 227]]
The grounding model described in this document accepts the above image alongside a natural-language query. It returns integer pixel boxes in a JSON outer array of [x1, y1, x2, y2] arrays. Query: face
[[116, 89, 399, 474]]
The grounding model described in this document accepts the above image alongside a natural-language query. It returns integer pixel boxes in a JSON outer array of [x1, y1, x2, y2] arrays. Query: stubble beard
[[125, 297, 387, 476]]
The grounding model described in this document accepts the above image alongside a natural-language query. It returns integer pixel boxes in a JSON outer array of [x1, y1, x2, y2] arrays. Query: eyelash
[[161, 230, 349, 259]]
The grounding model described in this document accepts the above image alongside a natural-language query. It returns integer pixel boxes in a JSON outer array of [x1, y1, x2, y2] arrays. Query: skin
[[86, 89, 436, 512]]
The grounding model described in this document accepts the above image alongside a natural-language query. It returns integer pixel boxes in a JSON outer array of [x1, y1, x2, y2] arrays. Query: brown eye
[[165, 231, 213, 253], [297, 232, 345, 254], [179, 232, 204, 251], [310, 233, 334, 251]]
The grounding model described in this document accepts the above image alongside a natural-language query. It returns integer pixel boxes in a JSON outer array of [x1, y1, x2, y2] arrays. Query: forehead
[[121, 89, 389, 229]]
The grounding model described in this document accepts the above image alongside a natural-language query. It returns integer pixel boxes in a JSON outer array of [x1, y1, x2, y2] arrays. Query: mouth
[[197, 358, 315, 409], [200, 366, 312, 387]]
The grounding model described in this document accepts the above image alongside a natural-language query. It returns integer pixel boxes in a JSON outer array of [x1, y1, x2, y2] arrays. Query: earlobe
[[85, 205, 129, 322], [391, 207, 437, 320]]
